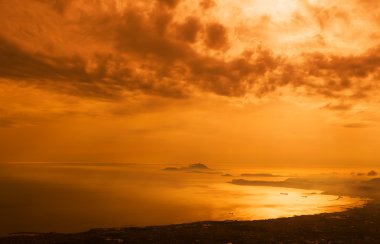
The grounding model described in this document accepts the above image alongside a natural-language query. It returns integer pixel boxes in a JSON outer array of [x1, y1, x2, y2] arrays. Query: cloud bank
[[0, 0, 379, 104]]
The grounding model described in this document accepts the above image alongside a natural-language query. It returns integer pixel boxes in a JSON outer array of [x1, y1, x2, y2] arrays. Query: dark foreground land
[[2, 203, 380, 244]]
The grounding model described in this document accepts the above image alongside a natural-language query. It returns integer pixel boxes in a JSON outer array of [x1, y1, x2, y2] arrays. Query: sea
[[0, 162, 366, 235]]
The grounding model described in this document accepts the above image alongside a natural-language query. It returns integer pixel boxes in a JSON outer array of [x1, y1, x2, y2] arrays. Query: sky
[[0, 0, 379, 167]]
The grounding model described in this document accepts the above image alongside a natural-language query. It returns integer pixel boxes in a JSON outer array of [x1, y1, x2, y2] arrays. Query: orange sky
[[0, 0, 380, 167]]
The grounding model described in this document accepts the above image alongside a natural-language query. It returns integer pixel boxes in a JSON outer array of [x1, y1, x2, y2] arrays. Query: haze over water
[[0, 163, 365, 235]]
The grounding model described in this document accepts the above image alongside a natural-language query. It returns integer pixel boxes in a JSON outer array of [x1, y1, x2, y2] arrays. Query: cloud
[[204, 22, 229, 50], [199, 0, 216, 10], [240, 173, 282, 177], [342, 123, 369, 129], [158, 0, 181, 8], [0, 0, 380, 112], [0, 34, 191, 99], [175, 17, 202, 43], [0, 36, 115, 99], [0, 117, 15, 128], [0, 1, 281, 100], [221, 173, 232, 177], [324, 103, 353, 111], [299, 48, 380, 97]]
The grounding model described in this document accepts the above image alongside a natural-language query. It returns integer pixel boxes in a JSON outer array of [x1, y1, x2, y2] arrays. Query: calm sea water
[[0, 163, 365, 235]]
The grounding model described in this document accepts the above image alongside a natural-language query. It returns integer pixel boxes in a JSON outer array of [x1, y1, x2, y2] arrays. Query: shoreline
[[2, 202, 380, 243]]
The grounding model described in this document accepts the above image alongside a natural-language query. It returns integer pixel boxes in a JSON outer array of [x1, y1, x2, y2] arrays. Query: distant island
[[162, 163, 224, 175], [163, 163, 210, 171]]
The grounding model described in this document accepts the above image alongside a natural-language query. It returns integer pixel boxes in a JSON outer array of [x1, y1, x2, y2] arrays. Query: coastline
[[2, 202, 380, 244]]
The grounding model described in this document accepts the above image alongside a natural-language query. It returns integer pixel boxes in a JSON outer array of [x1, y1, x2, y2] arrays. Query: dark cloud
[[324, 103, 353, 111], [204, 23, 229, 50], [72, 4, 281, 97], [0, 36, 119, 100], [40, 0, 73, 14], [221, 173, 232, 177], [299, 47, 380, 99], [0, 35, 190, 99], [158, 0, 181, 8], [304, 50, 380, 81], [256, 46, 380, 105], [199, 0, 216, 10], [187, 50, 279, 96], [114, 9, 190, 61], [176, 17, 202, 43], [342, 123, 368, 129]]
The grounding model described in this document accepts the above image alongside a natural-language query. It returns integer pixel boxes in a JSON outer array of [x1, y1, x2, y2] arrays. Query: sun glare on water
[[209, 183, 365, 221]]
